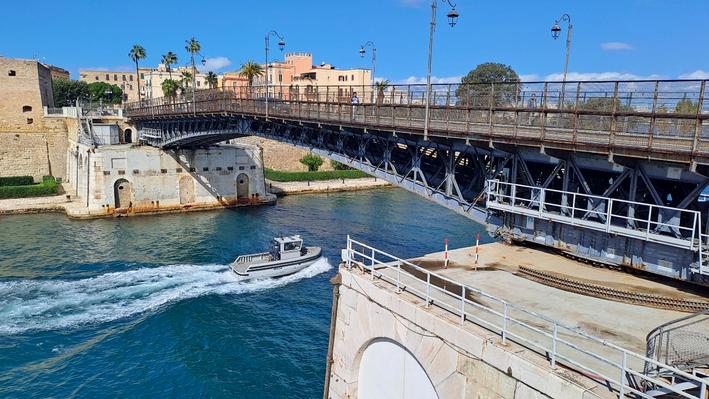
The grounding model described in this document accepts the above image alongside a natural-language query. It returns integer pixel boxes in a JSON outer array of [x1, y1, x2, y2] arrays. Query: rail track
[[517, 266, 709, 313]]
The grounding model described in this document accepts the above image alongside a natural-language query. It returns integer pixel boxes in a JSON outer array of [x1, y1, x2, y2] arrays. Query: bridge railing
[[343, 237, 709, 399], [485, 179, 705, 251], [125, 79, 709, 159]]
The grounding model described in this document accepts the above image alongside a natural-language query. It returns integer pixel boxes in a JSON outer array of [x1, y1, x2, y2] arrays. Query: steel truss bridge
[[125, 79, 709, 285]]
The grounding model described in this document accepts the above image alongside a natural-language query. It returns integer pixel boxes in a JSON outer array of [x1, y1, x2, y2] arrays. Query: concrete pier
[[326, 240, 708, 398]]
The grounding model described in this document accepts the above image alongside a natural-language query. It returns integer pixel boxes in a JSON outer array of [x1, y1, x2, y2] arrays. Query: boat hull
[[230, 247, 322, 280]]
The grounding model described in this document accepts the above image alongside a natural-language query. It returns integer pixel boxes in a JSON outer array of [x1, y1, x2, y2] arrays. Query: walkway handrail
[[343, 236, 709, 398]]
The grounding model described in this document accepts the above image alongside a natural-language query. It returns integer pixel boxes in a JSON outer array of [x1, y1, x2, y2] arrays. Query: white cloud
[[200, 56, 231, 72], [678, 70, 709, 79], [600, 42, 634, 51], [519, 74, 540, 82], [397, 75, 462, 84]]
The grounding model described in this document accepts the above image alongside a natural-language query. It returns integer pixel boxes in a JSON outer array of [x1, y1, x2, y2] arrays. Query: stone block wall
[[0, 57, 54, 132], [234, 136, 335, 172], [0, 130, 68, 180]]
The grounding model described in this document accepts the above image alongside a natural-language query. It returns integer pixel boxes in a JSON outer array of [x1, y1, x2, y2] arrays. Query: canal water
[[0, 188, 487, 398]]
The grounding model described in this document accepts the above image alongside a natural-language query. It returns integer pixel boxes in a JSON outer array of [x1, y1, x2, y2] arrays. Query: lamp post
[[265, 30, 286, 119], [423, 0, 459, 141], [551, 14, 572, 83], [359, 41, 376, 84]]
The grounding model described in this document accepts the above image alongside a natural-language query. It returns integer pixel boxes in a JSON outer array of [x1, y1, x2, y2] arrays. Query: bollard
[[444, 238, 449, 269]]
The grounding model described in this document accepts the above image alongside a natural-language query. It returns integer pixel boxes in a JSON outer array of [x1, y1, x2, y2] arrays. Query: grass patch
[[265, 168, 369, 182], [0, 176, 59, 199]]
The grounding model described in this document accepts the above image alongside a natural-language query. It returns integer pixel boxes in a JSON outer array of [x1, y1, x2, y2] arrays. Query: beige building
[[255, 52, 372, 101], [143, 64, 211, 100], [79, 69, 140, 102]]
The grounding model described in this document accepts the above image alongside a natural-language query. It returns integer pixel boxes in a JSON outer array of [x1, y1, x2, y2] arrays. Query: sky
[[1, 0, 708, 83]]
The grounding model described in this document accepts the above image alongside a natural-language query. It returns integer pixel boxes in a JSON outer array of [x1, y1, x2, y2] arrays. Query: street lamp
[[265, 30, 286, 119], [359, 41, 376, 86], [551, 13, 572, 83], [424, 0, 459, 141]]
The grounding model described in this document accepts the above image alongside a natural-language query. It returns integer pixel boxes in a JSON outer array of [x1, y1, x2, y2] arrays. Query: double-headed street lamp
[[424, 0, 459, 140], [359, 41, 376, 86], [265, 30, 286, 119], [551, 14, 572, 83]]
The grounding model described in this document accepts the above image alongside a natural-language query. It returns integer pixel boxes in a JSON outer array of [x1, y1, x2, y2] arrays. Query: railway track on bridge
[[517, 266, 709, 313]]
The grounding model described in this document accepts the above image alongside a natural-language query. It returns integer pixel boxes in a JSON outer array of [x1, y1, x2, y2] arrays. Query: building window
[[197, 81, 200, 87], [202, 167, 209, 172], [140, 73, 144, 79], [26, 118, 33, 124], [8, 70, 16, 76], [160, 168, 167, 174], [95, 76, 99, 81], [130, 75, 134, 81], [352, 74, 355, 80], [105, 74, 110, 80], [176, 168, 183, 173], [338, 76, 344, 82], [122, 75, 126, 81], [216, 167, 222, 171], [22, 105, 32, 113], [114, 74, 118, 81], [227, 166, 234, 171]]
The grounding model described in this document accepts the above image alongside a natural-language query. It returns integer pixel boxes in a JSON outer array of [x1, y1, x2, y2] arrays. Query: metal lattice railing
[[124, 79, 709, 163], [343, 237, 709, 399], [645, 310, 709, 377]]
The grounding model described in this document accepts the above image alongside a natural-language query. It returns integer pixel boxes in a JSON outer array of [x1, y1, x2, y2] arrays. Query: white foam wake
[[0, 258, 332, 335]]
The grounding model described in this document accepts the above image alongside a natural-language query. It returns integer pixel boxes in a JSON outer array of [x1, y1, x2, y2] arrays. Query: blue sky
[[1, 0, 707, 82]]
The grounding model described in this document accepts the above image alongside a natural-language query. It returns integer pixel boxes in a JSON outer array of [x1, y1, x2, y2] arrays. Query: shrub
[[0, 177, 58, 199], [0, 176, 34, 187], [264, 168, 368, 182], [330, 160, 352, 170], [299, 153, 325, 172]]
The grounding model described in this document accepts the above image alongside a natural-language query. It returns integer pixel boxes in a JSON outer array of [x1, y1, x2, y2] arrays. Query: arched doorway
[[114, 179, 132, 209], [358, 340, 438, 399], [179, 175, 195, 204], [236, 173, 249, 199], [124, 129, 132, 143]]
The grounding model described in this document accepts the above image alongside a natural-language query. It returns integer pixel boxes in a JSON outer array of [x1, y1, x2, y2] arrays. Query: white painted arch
[[357, 339, 438, 399]]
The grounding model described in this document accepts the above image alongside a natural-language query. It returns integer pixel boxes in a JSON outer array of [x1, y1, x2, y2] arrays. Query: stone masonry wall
[[234, 136, 335, 172], [0, 57, 54, 132], [0, 130, 69, 180]]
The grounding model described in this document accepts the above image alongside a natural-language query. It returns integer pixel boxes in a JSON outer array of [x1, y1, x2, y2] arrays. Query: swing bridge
[[124, 78, 709, 286]]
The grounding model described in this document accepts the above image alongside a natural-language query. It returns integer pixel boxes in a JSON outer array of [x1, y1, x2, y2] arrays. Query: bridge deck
[[126, 79, 709, 165]]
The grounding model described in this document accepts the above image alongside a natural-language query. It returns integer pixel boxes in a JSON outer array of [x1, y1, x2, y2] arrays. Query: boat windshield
[[283, 241, 301, 251]]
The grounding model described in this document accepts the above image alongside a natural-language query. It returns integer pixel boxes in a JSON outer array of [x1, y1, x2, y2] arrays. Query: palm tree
[[238, 61, 264, 87], [375, 80, 390, 105], [128, 44, 146, 102], [180, 70, 193, 91], [185, 37, 201, 92], [161, 79, 181, 103], [205, 71, 218, 89], [162, 51, 178, 79]]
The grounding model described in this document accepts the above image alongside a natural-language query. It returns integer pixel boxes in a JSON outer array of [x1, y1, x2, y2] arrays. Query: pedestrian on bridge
[[528, 93, 538, 125], [351, 92, 360, 120]]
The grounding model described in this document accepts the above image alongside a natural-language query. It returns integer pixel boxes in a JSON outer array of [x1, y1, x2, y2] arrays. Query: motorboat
[[230, 235, 322, 280]]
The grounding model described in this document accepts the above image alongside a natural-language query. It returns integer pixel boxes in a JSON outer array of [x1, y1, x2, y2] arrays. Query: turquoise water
[[0, 189, 487, 398]]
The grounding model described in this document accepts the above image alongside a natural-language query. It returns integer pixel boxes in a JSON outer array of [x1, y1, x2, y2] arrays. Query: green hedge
[[0, 177, 59, 199], [265, 168, 369, 182], [0, 176, 34, 187]]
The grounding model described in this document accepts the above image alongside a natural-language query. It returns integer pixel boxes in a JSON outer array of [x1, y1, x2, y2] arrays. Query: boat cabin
[[270, 235, 306, 260]]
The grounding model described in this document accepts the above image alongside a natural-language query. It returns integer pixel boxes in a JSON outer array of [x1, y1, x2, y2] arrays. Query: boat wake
[[0, 258, 332, 335]]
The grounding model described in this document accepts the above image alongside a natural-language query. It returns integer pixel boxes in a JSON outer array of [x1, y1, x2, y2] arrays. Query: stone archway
[[114, 179, 132, 209], [124, 129, 133, 143], [236, 173, 249, 199], [357, 339, 438, 399], [179, 175, 195, 204]]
